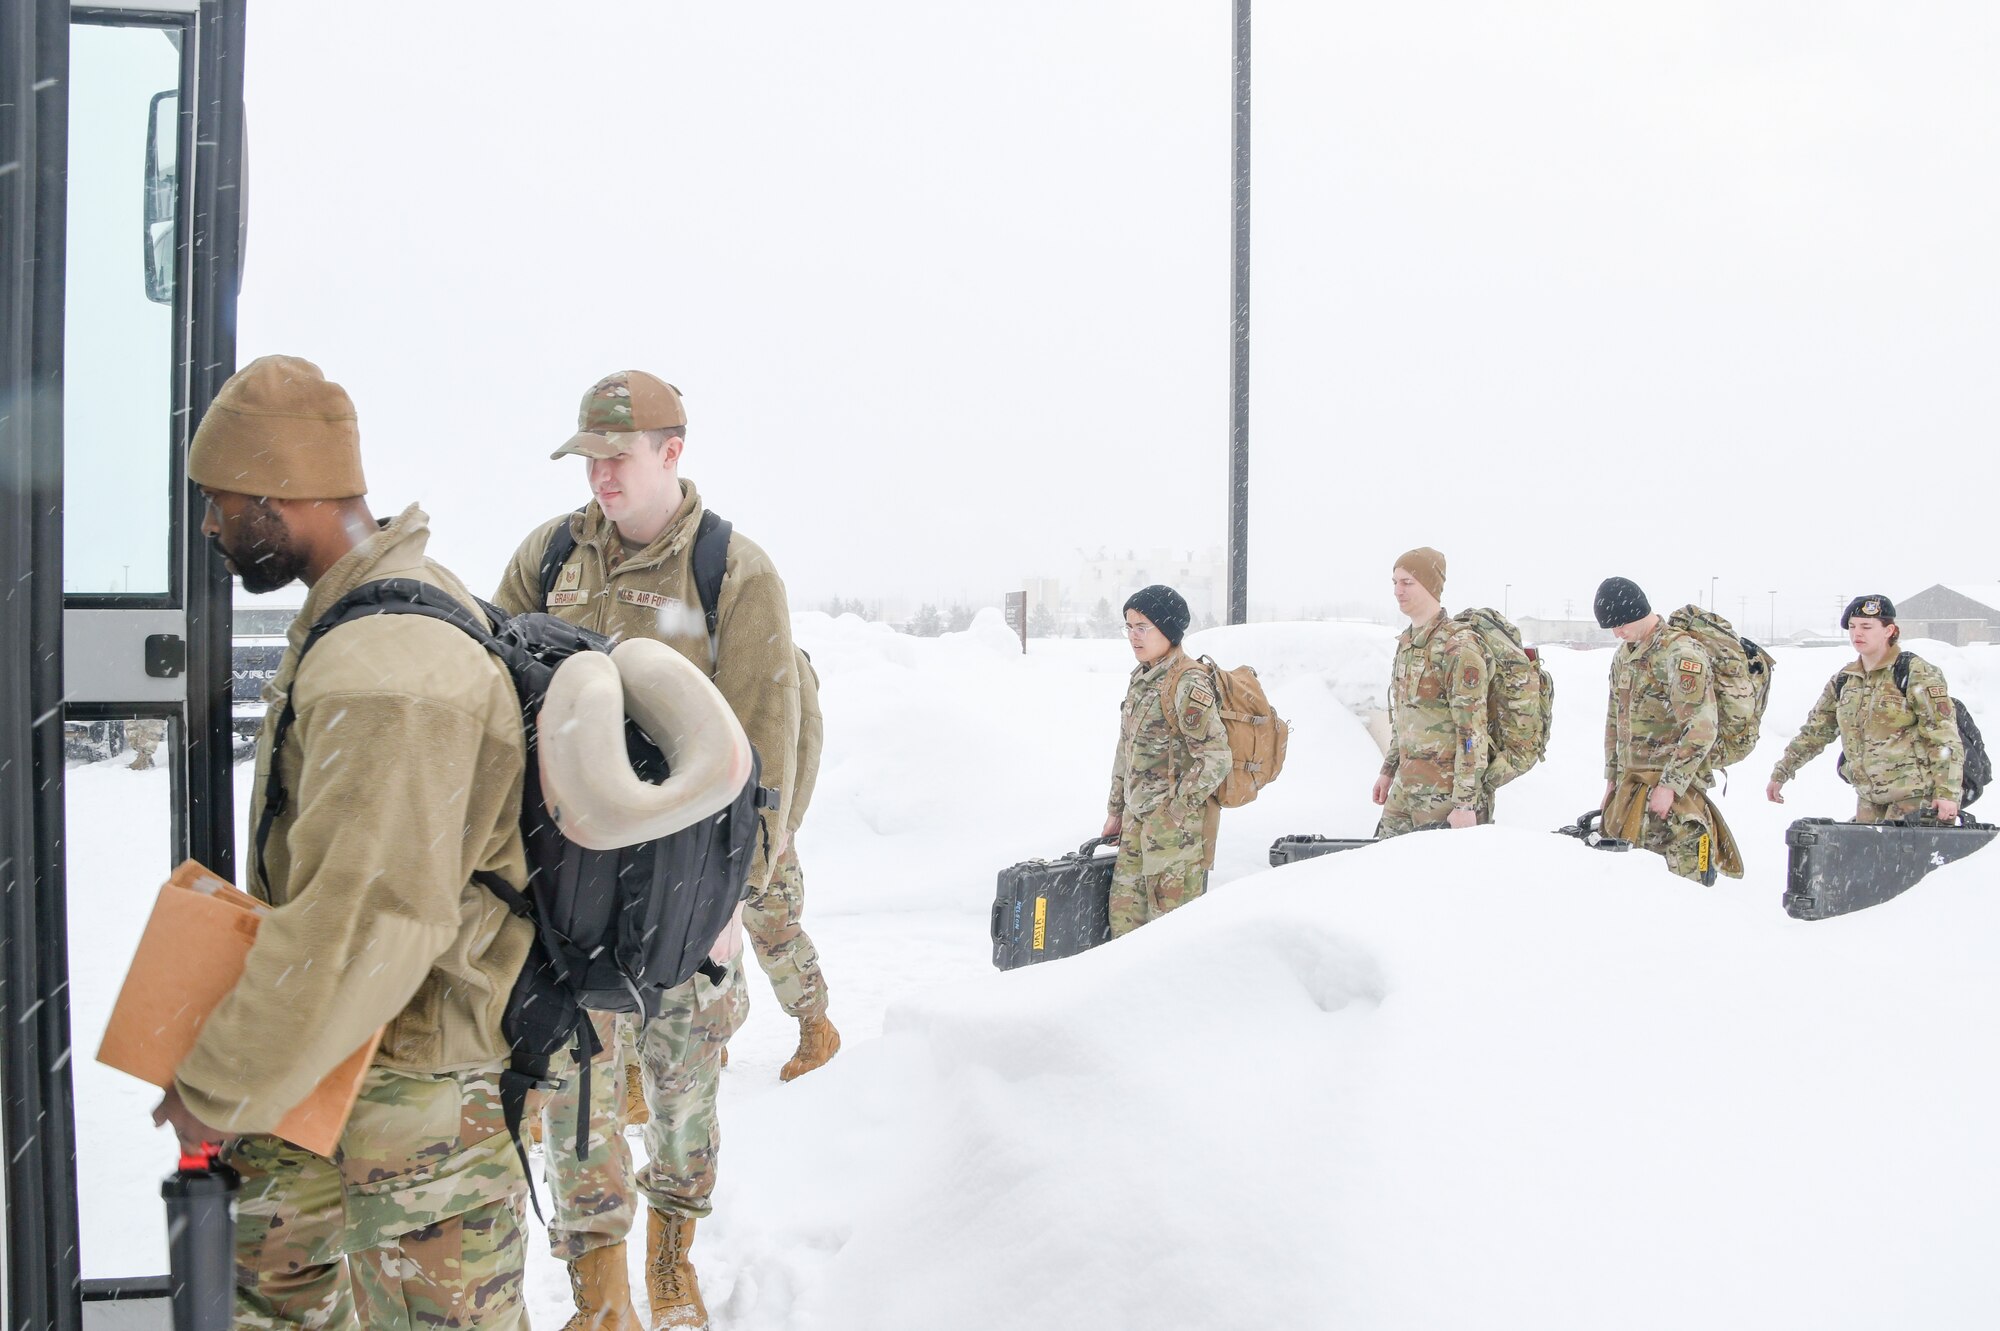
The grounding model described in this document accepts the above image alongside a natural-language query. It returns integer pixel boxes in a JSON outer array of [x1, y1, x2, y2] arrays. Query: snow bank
[[703, 829, 2000, 1330]]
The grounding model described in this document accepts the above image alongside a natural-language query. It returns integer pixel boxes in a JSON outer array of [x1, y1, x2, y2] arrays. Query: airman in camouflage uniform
[[1103, 585, 1233, 937], [493, 371, 798, 1331], [1595, 577, 1729, 883], [1372, 548, 1492, 836], [162, 359, 533, 1330], [1768, 594, 1964, 822], [746, 647, 840, 1081]]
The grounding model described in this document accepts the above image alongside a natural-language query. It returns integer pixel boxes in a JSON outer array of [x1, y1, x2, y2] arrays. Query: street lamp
[[1710, 575, 1718, 612], [1769, 590, 1778, 641], [1225, 0, 1251, 624], [1504, 583, 1511, 616]]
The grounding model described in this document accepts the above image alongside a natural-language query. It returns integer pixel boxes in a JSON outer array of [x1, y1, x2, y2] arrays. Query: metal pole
[[1504, 584, 1511, 616], [1226, 0, 1251, 624], [1769, 590, 1777, 641]]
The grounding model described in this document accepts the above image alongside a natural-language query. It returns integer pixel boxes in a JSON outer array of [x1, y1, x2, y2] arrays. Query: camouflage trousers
[[744, 847, 830, 1019], [538, 960, 749, 1261], [1108, 803, 1208, 938], [229, 1066, 528, 1330], [1855, 797, 1931, 823], [1376, 767, 1492, 838]]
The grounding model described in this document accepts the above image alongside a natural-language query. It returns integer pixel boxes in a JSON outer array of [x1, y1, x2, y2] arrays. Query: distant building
[[1069, 545, 1226, 626], [1022, 577, 1062, 616], [1515, 616, 1613, 647], [1895, 584, 2000, 646]]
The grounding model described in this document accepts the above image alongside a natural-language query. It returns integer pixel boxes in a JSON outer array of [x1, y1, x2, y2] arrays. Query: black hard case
[[1269, 834, 1377, 867], [991, 836, 1118, 971], [1783, 816, 1999, 921]]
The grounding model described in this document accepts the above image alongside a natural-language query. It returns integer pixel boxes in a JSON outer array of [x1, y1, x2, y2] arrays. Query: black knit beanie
[[1123, 584, 1191, 645], [1594, 577, 1651, 629]]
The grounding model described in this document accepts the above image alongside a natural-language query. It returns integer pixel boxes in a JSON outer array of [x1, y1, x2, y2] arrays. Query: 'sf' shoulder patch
[[1181, 676, 1216, 732], [1928, 684, 1950, 700], [1676, 657, 1705, 675]]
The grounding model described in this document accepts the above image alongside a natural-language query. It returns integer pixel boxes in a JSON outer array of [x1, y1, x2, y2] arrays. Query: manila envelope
[[96, 859, 381, 1157]]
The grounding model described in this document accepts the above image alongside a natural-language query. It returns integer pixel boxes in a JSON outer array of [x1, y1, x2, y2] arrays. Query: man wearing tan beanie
[[1371, 546, 1497, 836], [157, 355, 534, 1328]]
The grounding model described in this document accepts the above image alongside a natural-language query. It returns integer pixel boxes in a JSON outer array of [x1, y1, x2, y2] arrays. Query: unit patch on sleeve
[[1461, 667, 1480, 689], [1676, 658, 1704, 675], [1928, 684, 1950, 700]]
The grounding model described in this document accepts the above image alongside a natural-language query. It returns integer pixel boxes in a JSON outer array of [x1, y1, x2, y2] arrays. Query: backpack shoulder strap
[[536, 510, 585, 607], [692, 509, 732, 637], [691, 509, 733, 665], [1893, 650, 1913, 695], [255, 579, 501, 895]]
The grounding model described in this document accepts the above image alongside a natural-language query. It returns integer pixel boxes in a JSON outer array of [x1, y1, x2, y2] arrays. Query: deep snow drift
[[63, 615, 2000, 1329]]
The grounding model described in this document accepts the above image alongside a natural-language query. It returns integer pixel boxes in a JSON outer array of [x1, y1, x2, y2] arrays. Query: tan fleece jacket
[[493, 480, 801, 890], [175, 505, 533, 1134]]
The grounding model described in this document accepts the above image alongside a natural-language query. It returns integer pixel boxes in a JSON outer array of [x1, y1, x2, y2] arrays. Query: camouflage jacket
[[494, 479, 800, 891], [1107, 646, 1232, 823], [1380, 610, 1490, 807], [1770, 653, 1963, 806], [1603, 621, 1719, 794]]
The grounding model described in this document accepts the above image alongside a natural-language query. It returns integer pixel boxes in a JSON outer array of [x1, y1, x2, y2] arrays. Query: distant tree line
[[895, 597, 1217, 639], [821, 596, 886, 621]]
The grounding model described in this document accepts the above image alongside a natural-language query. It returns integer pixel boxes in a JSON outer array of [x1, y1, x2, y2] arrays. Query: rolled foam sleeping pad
[[537, 638, 755, 851]]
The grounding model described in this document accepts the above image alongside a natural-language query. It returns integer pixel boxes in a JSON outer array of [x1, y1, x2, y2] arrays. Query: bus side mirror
[[143, 88, 176, 304]]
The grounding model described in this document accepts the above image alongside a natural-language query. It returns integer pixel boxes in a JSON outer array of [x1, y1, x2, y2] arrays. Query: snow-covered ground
[[65, 615, 2000, 1328]]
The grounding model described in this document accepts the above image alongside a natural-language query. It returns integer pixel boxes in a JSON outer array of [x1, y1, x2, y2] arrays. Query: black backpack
[[254, 556, 767, 1204], [1831, 652, 1990, 809]]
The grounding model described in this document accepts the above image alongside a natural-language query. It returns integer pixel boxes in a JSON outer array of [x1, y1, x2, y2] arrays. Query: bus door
[[0, 1, 246, 1326]]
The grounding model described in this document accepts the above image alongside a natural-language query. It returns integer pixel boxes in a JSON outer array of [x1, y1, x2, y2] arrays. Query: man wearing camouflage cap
[[1371, 547, 1494, 836], [493, 371, 803, 1331]]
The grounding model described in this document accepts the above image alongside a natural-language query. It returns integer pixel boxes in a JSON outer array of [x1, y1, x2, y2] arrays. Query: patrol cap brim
[[550, 431, 642, 461]]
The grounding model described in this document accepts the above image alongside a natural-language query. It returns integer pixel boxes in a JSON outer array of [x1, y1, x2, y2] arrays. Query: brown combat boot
[[559, 1243, 641, 1331], [644, 1208, 708, 1331], [622, 1059, 647, 1127], [779, 1013, 841, 1082]]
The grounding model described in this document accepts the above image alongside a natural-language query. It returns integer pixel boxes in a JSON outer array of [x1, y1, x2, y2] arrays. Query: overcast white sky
[[236, 1, 1999, 632]]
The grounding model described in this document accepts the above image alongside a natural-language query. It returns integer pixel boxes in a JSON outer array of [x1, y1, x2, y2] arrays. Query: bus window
[[62, 23, 181, 598], [66, 715, 182, 1282]]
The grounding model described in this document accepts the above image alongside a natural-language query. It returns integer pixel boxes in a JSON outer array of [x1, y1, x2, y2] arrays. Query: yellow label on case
[[1033, 897, 1048, 950]]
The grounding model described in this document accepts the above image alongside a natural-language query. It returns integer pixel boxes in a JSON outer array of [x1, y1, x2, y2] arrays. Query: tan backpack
[[1447, 608, 1554, 788], [1162, 654, 1289, 807]]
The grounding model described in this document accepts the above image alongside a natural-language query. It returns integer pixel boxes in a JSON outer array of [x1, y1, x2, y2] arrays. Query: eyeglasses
[[1124, 622, 1153, 638]]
